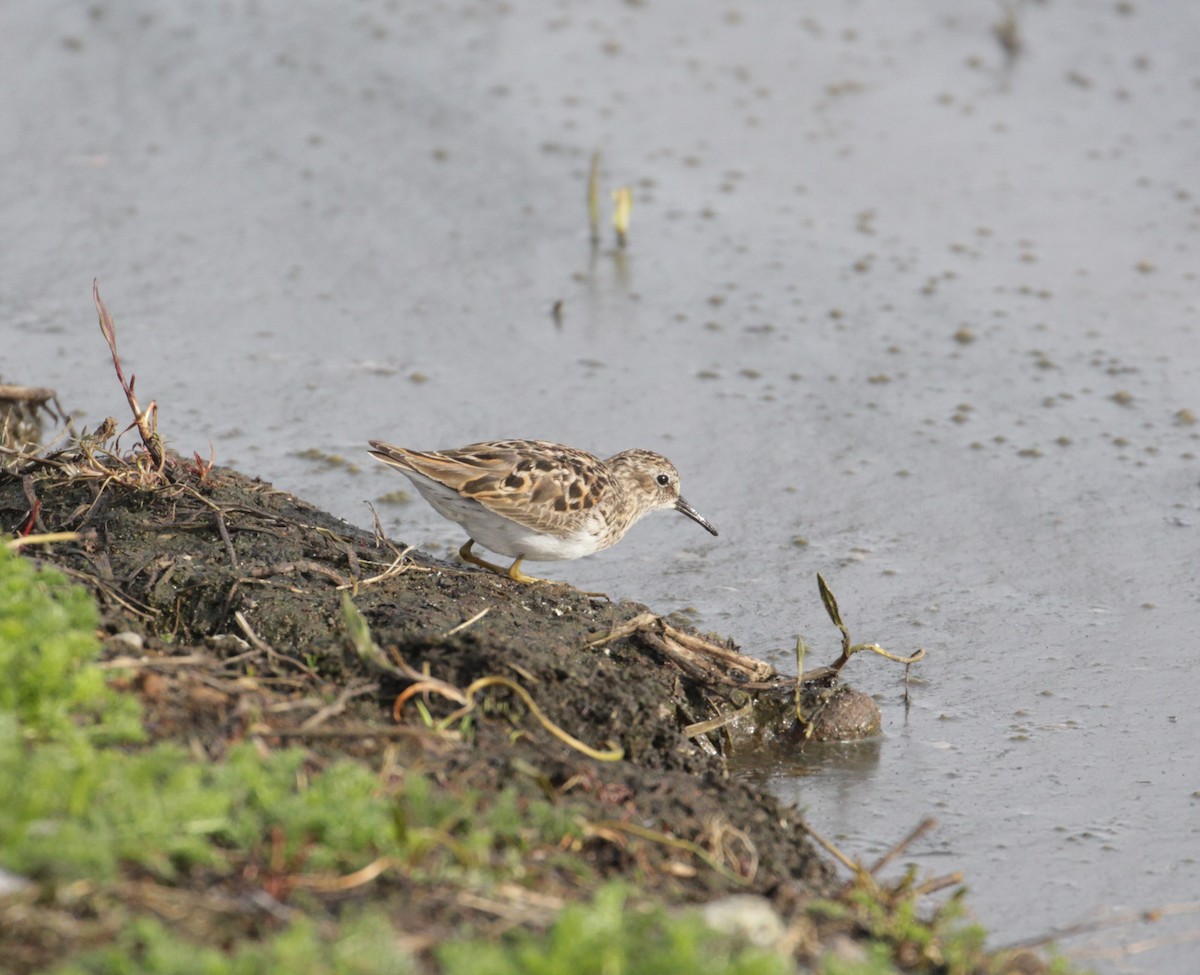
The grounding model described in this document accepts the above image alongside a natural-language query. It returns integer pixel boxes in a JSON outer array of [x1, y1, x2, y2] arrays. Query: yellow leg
[[457, 539, 607, 597], [504, 556, 550, 585], [458, 539, 505, 575], [459, 540, 549, 584]]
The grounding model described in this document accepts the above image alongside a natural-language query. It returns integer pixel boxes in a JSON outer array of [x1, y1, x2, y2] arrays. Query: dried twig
[[587, 148, 601, 246], [444, 607, 490, 638], [243, 560, 351, 588], [93, 279, 166, 472], [0, 383, 58, 409], [234, 611, 318, 677], [288, 856, 393, 893], [455, 883, 564, 927], [5, 531, 81, 551], [98, 654, 233, 671], [337, 545, 424, 591], [683, 700, 754, 739], [794, 635, 807, 726], [589, 613, 777, 689], [999, 900, 1200, 954], [587, 818, 755, 886], [868, 816, 936, 876], [212, 509, 238, 570], [802, 822, 861, 874], [912, 872, 964, 897], [365, 500, 388, 546], [395, 675, 624, 763], [298, 680, 378, 731]]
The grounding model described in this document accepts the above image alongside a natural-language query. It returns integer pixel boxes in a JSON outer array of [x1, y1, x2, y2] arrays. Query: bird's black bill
[[675, 497, 718, 536]]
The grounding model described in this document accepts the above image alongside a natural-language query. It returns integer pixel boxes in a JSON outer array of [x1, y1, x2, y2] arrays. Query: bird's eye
[[656, 473, 670, 486]]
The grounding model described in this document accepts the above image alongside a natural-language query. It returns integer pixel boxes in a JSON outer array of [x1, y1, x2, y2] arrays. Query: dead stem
[[298, 681, 379, 731], [243, 560, 352, 588], [233, 610, 319, 677], [588, 613, 777, 688], [912, 872, 964, 897], [683, 700, 754, 738], [587, 818, 755, 886], [444, 607, 491, 638], [93, 280, 166, 474], [410, 675, 624, 763], [338, 544, 425, 591], [801, 823, 860, 874], [287, 856, 394, 893], [794, 635, 807, 728], [5, 531, 82, 551], [814, 573, 926, 676], [456, 883, 565, 928], [212, 509, 238, 569], [998, 900, 1200, 954], [57, 563, 155, 619], [868, 816, 936, 876], [587, 148, 601, 246], [20, 475, 44, 533], [365, 499, 388, 546]]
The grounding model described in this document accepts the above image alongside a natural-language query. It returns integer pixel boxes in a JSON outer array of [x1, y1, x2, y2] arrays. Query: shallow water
[[4, 2, 1199, 969]]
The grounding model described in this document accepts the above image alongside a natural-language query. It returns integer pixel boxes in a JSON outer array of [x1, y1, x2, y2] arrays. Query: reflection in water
[[729, 735, 884, 787]]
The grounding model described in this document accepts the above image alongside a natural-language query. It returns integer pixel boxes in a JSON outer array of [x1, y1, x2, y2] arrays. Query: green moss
[[0, 545, 142, 743], [51, 912, 412, 975], [2, 705, 583, 886]]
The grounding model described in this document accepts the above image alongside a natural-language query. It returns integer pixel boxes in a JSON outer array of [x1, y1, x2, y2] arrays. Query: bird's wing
[[380, 440, 611, 537]]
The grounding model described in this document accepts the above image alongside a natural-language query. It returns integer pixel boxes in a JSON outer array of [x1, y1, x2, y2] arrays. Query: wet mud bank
[[3, 446, 990, 972]]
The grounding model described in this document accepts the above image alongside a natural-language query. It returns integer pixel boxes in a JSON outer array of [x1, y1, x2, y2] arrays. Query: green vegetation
[[51, 913, 411, 975], [0, 543, 142, 744], [810, 890, 990, 975]]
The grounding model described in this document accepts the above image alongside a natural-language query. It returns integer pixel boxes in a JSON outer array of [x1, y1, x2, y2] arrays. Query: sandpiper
[[368, 439, 718, 583]]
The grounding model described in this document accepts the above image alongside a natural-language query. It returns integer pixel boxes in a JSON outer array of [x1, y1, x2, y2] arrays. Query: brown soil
[[0, 450, 895, 971]]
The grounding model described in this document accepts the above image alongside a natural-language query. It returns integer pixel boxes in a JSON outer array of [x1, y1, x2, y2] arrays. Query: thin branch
[[444, 607, 491, 637], [93, 279, 165, 470], [234, 610, 318, 677], [868, 817, 936, 876]]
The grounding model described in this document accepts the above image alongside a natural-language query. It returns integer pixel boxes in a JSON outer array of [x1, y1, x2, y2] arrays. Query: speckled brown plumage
[[367, 439, 717, 584]]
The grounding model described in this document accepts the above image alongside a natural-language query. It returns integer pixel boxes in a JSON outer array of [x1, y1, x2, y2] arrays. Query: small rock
[[825, 933, 867, 964], [207, 634, 250, 653], [701, 893, 785, 949], [0, 867, 32, 897], [108, 631, 144, 652]]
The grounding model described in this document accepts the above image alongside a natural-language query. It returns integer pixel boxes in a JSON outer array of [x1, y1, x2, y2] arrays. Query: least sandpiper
[[368, 439, 718, 583]]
